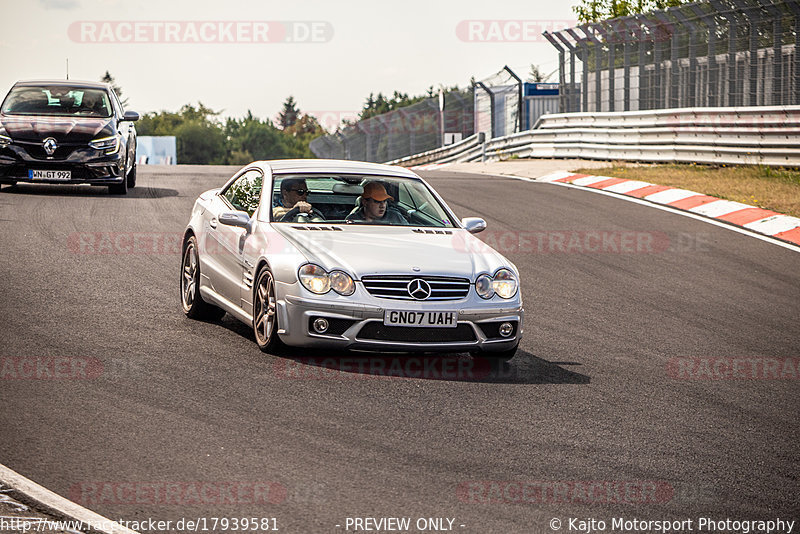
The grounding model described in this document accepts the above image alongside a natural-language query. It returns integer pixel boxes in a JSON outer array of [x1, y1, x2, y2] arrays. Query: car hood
[[0, 115, 114, 142], [270, 224, 513, 279]]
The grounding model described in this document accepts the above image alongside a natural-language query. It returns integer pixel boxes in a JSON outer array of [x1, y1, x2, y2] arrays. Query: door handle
[[210, 218, 217, 229]]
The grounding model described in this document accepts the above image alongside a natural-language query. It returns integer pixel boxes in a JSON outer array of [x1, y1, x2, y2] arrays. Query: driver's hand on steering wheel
[[295, 200, 312, 213]]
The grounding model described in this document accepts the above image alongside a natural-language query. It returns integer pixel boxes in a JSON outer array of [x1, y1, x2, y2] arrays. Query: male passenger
[[273, 178, 313, 220], [346, 182, 408, 224]]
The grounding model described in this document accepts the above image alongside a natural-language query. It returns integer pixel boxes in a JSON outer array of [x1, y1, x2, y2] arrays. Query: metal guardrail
[[388, 106, 800, 167]]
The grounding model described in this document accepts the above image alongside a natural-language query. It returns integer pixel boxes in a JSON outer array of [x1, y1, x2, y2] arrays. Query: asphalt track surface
[[0, 165, 798, 534]]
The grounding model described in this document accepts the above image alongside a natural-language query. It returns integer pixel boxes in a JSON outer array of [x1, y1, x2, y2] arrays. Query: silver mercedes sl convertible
[[180, 159, 523, 359]]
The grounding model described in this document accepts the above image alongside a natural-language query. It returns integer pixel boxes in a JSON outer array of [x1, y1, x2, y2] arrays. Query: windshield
[[1, 86, 113, 117], [271, 174, 456, 228]]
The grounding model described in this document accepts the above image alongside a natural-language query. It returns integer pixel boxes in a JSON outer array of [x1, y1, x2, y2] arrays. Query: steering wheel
[[280, 206, 326, 223]]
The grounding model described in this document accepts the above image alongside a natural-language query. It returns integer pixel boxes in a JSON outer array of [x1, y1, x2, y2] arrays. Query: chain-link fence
[[544, 0, 800, 112], [310, 90, 473, 162], [474, 67, 523, 139]]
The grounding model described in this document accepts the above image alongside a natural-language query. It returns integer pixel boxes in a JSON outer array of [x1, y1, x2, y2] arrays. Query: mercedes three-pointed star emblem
[[407, 278, 431, 300]]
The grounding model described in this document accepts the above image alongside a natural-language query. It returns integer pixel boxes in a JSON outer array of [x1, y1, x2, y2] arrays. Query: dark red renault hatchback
[[0, 80, 139, 194]]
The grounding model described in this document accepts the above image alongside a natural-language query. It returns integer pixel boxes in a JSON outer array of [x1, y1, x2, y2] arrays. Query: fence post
[[688, 3, 717, 107], [638, 16, 663, 109], [671, 7, 699, 108], [611, 18, 634, 111], [653, 12, 679, 108], [579, 24, 603, 112], [600, 22, 615, 112], [544, 32, 568, 112], [566, 28, 589, 112], [474, 82, 495, 139], [503, 65, 524, 133], [783, 0, 800, 105]]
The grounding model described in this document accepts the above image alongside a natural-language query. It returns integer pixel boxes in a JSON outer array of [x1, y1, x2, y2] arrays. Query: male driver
[[346, 182, 408, 224], [273, 178, 313, 220]]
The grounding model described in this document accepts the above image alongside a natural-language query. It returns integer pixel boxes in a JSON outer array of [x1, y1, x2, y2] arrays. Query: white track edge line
[[546, 181, 800, 253], [490, 173, 800, 254], [0, 463, 140, 534]]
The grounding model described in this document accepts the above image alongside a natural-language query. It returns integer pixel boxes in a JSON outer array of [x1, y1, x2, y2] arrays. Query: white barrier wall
[[388, 106, 800, 168]]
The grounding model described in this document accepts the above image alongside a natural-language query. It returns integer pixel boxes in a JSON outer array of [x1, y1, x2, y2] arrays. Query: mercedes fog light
[[499, 322, 514, 337], [312, 317, 330, 334]]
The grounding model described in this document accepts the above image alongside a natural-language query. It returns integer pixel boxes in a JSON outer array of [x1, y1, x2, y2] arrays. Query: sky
[[1, 0, 579, 130]]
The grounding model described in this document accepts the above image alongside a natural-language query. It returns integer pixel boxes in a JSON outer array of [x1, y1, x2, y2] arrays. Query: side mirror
[[121, 111, 140, 122], [461, 217, 487, 234], [219, 211, 252, 232]]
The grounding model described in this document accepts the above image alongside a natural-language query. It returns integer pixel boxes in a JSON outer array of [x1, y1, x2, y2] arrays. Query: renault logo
[[43, 137, 58, 156], [407, 279, 431, 300]]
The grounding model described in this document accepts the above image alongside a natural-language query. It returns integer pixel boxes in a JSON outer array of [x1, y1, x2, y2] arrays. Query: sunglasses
[[289, 188, 309, 195]]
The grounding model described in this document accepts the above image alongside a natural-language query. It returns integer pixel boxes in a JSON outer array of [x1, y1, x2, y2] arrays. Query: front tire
[[181, 236, 225, 320], [108, 176, 127, 195], [253, 267, 284, 352], [127, 162, 137, 189]]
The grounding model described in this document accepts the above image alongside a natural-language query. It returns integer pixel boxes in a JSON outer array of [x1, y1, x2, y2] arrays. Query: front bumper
[[275, 282, 524, 353], [0, 146, 125, 185]]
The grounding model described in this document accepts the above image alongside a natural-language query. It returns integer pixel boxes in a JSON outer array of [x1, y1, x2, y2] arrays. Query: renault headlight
[[475, 269, 518, 299], [0, 130, 11, 147], [298, 264, 355, 296], [89, 134, 120, 154]]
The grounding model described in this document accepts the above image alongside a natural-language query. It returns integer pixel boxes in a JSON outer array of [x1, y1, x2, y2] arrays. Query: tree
[[175, 121, 227, 164], [226, 112, 309, 161], [528, 64, 548, 83], [100, 71, 128, 106], [278, 96, 299, 129], [284, 114, 327, 157], [136, 100, 321, 164], [573, 0, 688, 23]]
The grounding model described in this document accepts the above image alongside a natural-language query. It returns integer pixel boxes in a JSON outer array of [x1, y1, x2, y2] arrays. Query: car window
[[1, 87, 112, 117], [271, 173, 455, 227], [223, 169, 263, 217], [109, 89, 124, 115]]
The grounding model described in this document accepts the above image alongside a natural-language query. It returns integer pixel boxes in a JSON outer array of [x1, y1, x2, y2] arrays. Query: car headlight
[[299, 265, 356, 296], [475, 274, 494, 299], [299, 264, 330, 294], [476, 269, 518, 299], [89, 135, 120, 154], [0, 133, 11, 147], [492, 268, 518, 299], [329, 270, 355, 296]]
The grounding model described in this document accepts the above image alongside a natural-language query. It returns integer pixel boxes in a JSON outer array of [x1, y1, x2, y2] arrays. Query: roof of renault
[[13, 80, 111, 90]]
